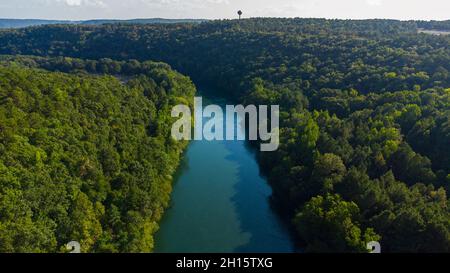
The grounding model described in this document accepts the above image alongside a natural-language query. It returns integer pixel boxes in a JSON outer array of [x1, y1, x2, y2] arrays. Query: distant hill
[[0, 19, 74, 28], [80, 18, 207, 25], [0, 18, 206, 28]]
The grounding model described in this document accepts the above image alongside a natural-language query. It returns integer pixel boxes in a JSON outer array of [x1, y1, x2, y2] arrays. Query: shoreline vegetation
[[0, 18, 449, 252], [0, 56, 195, 252]]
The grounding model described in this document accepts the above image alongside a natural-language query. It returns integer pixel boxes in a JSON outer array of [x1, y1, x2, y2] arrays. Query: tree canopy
[[0, 18, 448, 252], [0, 58, 195, 252]]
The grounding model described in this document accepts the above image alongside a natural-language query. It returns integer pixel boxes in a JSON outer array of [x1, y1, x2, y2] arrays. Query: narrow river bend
[[154, 94, 295, 253]]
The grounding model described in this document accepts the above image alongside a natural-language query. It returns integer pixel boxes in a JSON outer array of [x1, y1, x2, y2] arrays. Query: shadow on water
[[154, 91, 297, 253], [204, 92, 296, 252], [223, 139, 296, 253], [165, 143, 191, 210]]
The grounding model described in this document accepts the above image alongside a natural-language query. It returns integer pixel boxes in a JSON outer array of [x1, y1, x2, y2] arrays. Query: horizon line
[[1, 17, 449, 22]]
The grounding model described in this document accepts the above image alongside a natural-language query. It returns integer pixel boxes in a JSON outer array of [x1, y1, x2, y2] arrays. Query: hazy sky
[[0, 0, 449, 21]]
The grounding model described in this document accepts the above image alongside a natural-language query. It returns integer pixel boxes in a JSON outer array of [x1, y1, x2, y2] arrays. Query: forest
[[0, 18, 449, 252], [0, 57, 195, 252]]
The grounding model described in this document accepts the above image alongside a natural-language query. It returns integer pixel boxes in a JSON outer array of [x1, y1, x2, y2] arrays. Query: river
[[154, 94, 295, 253]]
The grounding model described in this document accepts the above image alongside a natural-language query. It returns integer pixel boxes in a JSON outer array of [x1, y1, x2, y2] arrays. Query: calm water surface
[[154, 94, 295, 253]]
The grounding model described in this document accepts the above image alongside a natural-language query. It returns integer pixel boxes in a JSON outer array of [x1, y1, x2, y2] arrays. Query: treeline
[[0, 18, 448, 252], [0, 57, 196, 252], [417, 20, 450, 31], [1, 20, 448, 93]]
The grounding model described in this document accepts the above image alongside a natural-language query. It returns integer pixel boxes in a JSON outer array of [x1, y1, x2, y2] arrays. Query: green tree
[[294, 194, 380, 252]]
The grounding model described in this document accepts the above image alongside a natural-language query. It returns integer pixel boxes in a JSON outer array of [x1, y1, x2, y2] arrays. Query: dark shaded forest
[[0, 18, 449, 252]]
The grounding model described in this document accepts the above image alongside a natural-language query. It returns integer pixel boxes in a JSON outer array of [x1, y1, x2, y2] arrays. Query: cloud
[[204, 0, 229, 3], [64, 0, 82, 6], [2, 0, 449, 21], [55, 0, 106, 7], [366, 0, 383, 6], [251, 0, 318, 18], [139, 0, 229, 5], [136, 0, 230, 14]]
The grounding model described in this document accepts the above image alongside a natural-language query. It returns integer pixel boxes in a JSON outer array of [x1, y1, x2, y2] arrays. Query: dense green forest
[[0, 58, 195, 252], [0, 18, 449, 252]]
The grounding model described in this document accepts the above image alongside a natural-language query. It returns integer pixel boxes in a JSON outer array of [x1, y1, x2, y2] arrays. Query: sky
[[0, 0, 449, 21]]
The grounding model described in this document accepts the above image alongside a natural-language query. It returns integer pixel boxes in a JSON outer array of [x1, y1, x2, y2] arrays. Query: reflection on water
[[154, 94, 294, 253]]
